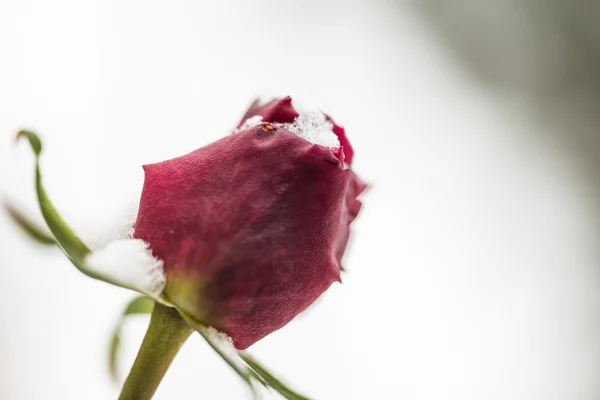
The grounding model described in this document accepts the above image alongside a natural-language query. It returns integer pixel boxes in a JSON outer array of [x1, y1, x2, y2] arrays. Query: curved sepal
[[178, 309, 312, 400], [239, 353, 311, 400], [4, 201, 55, 245], [177, 310, 261, 398], [17, 130, 91, 262]]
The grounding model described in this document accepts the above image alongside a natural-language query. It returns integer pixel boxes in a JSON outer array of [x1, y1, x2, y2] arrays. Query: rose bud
[[133, 97, 365, 350]]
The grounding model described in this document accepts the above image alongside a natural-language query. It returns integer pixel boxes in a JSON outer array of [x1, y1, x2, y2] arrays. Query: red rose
[[133, 97, 364, 349]]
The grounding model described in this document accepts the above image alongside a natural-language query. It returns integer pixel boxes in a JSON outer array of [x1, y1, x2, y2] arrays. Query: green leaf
[[4, 201, 56, 245], [240, 353, 312, 400], [109, 296, 155, 382], [109, 331, 121, 383]]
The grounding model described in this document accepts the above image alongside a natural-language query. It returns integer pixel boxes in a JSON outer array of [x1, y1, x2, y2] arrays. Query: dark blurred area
[[414, 0, 600, 179]]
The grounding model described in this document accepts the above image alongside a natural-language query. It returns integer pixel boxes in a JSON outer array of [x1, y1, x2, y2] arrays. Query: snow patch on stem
[[85, 239, 165, 298], [200, 325, 248, 371], [78, 200, 139, 251], [207, 327, 243, 362]]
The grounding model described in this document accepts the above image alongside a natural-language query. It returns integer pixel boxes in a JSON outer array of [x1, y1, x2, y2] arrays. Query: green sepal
[[240, 353, 311, 400], [178, 309, 313, 400], [4, 201, 56, 245], [16, 130, 42, 155], [109, 296, 155, 382], [177, 310, 260, 398], [16, 130, 91, 262]]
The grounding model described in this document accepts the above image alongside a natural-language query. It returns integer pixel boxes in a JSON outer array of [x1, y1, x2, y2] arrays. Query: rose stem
[[118, 303, 193, 400]]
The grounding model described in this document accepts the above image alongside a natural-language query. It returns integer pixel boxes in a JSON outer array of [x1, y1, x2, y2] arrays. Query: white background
[[1, 0, 600, 399]]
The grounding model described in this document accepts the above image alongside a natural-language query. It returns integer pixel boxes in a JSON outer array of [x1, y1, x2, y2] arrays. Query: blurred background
[[2, 0, 600, 398]]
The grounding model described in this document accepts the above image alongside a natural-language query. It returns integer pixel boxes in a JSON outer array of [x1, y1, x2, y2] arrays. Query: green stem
[[118, 303, 193, 400]]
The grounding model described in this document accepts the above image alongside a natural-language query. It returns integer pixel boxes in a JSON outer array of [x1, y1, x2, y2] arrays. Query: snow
[[233, 115, 264, 134], [84, 239, 166, 298], [76, 200, 139, 251], [276, 110, 340, 148], [204, 326, 244, 367], [235, 96, 341, 148]]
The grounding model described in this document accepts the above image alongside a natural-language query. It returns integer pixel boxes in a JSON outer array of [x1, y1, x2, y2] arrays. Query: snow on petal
[[276, 110, 340, 148], [233, 115, 264, 134]]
